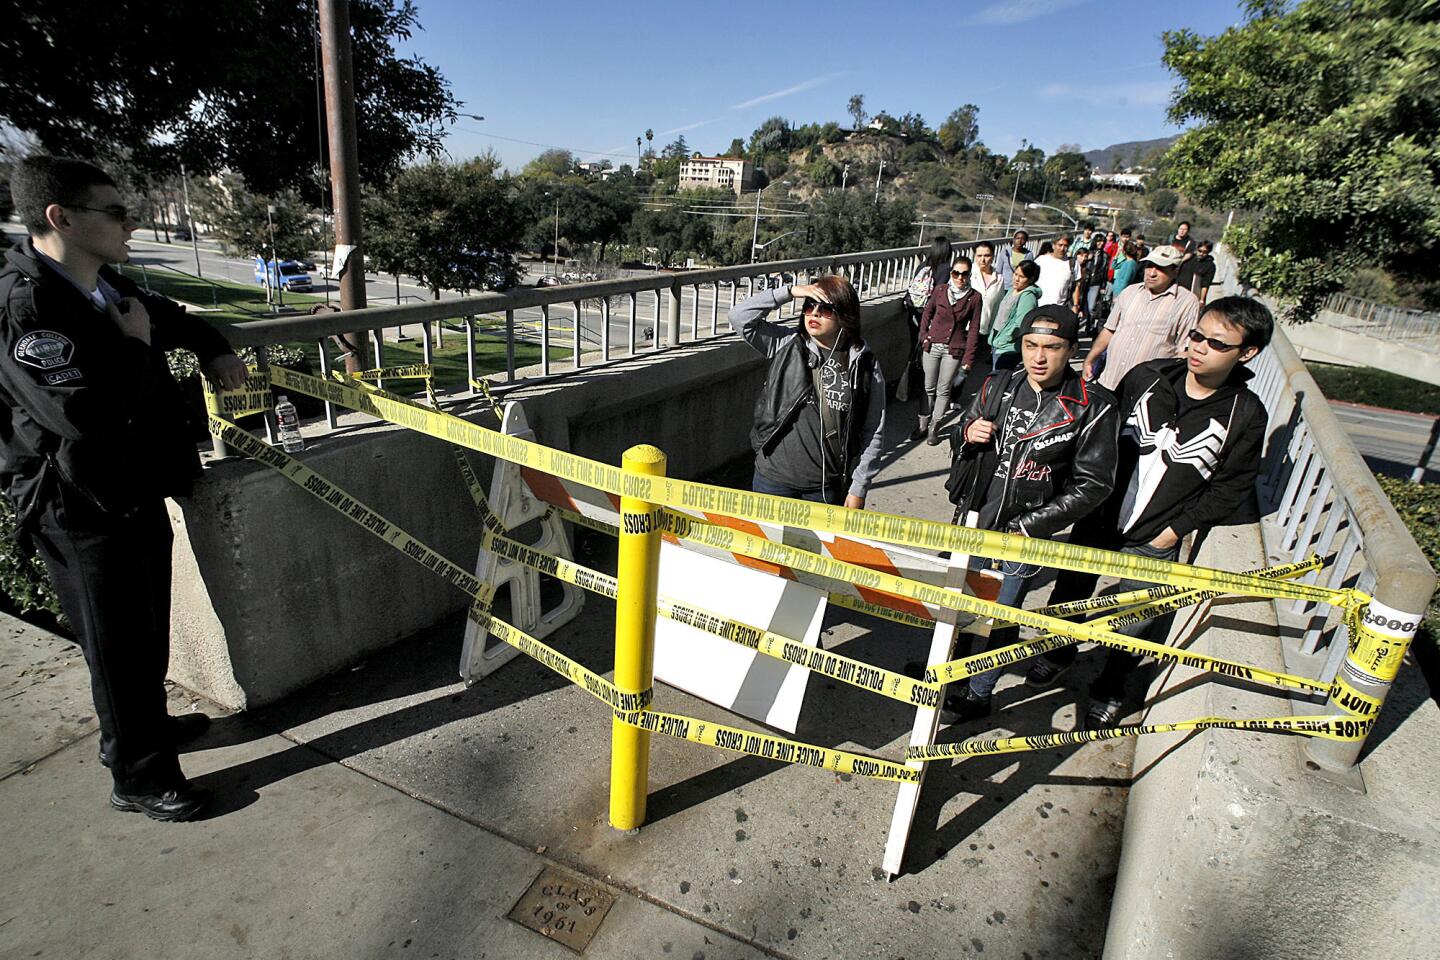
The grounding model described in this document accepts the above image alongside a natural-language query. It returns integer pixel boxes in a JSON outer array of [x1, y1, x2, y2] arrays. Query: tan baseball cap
[[1139, 246, 1184, 269]]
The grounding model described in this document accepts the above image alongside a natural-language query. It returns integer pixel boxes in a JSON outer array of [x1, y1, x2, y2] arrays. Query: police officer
[[1, 156, 248, 821]]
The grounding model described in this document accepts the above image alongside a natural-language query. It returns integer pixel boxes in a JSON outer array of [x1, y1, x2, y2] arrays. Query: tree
[[748, 116, 792, 157], [806, 155, 841, 188], [0, 1, 456, 194], [897, 112, 933, 142], [1148, 188, 1180, 219], [723, 138, 746, 158], [847, 94, 868, 130], [626, 201, 712, 268], [1162, 0, 1440, 319], [522, 149, 577, 180], [938, 105, 981, 155], [190, 173, 319, 259], [366, 156, 524, 298], [1044, 151, 1091, 188], [661, 136, 690, 160], [796, 191, 916, 258]]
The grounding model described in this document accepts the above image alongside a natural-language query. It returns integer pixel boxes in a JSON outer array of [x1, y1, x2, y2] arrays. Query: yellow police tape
[[207, 409, 1374, 774], [208, 415, 921, 784], [202, 370, 271, 420], [351, 363, 434, 382], [634, 508, 1333, 697], [255, 366, 1366, 610], [1035, 556, 1323, 621], [904, 714, 1373, 762], [343, 364, 438, 407], [211, 370, 1344, 704]]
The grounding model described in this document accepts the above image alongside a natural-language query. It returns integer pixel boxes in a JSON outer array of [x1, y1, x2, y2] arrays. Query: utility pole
[[974, 193, 994, 240], [179, 162, 202, 277], [319, 0, 367, 371], [840, 162, 849, 193], [873, 161, 885, 203]]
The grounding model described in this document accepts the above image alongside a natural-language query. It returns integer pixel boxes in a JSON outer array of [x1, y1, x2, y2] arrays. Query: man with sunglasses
[[1024, 297, 1275, 726], [1, 156, 247, 821]]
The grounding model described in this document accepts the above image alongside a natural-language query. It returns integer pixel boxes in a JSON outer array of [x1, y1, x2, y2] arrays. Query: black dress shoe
[[99, 713, 212, 768], [110, 783, 211, 822]]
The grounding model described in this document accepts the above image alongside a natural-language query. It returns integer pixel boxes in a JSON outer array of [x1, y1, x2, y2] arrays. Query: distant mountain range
[[1084, 135, 1180, 172]]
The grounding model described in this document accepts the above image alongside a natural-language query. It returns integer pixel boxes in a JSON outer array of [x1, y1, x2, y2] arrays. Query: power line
[[455, 125, 640, 160]]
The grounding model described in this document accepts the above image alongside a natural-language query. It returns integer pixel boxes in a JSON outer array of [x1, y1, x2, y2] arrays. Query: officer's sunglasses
[[802, 299, 837, 319], [1187, 329, 1244, 352], [69, 204, 131, 223]]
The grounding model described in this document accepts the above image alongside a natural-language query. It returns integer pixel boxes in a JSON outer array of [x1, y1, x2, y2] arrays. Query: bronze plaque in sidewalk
[[507, 865, 615, 953]]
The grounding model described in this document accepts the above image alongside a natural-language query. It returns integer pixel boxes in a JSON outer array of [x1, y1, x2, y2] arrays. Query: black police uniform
[[0, 238, 234, 794]]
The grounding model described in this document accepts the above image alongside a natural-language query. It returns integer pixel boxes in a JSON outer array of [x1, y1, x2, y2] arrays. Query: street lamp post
[[1025, 201, 1079, 231], [974, 193, 994, 240], [749, 180, 789, 263], [1004, 163, 1030, 236]]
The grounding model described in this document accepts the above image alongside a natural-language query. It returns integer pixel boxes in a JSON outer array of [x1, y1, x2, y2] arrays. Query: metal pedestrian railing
[[217, 233, 1056, 431], [1215, 248, 1435, 769], [1319, 292, 1440, 352]]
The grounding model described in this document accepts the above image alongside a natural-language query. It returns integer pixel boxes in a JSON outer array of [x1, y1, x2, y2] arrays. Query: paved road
[[1331, 402, 1440, 482]]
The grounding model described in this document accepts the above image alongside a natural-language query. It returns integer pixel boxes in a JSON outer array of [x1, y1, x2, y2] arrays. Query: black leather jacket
[[950, 366, 1119, 540], [0, 239, 234, 530]]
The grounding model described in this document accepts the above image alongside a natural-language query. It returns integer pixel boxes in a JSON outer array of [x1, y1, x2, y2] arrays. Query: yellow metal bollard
[[609, 443, 667, 831]]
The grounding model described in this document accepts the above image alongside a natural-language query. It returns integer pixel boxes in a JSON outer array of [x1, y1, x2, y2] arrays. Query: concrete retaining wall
[[168, 296, 910, 709], [1102, 523, 1440, 959]]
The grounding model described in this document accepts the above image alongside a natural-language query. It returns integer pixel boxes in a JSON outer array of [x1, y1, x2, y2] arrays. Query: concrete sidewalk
[[2, 400, 1137, 960]]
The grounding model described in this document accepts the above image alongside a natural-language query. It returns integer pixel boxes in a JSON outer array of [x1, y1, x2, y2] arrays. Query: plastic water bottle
[[274, 395, 305, 453]]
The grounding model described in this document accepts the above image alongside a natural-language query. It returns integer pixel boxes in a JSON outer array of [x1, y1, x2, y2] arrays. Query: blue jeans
[[967, 558, 1042, 699], [751, 467, 845, 505]]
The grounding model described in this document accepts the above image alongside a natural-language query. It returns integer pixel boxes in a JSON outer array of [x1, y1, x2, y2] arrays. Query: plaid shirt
[[1098, 281, 1201, 391]]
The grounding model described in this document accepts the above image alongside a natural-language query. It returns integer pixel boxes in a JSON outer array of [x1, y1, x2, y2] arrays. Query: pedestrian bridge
[[1286, 292, 1440, 387], [115, 239, 1438, 957]]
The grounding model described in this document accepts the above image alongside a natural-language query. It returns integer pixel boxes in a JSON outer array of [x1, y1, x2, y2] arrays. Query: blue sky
[[401, 0, 1250, 172]]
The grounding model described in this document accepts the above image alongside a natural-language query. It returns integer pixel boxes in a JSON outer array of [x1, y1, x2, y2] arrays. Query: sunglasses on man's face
[[69, 204, 131, 223], [802, 299, 837, 319], [1187, 329, 1244, 352]]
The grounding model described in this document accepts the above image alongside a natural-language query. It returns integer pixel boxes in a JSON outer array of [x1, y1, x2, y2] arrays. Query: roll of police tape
[[1034, 556, 1324, 620], [213, 414, 924, 784], [254, 366, 1363, 609], [904, 714, 1374, 762]]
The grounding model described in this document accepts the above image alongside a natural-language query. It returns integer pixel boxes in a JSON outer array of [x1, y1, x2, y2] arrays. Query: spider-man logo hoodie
[[1106, 357, 1268, 547]]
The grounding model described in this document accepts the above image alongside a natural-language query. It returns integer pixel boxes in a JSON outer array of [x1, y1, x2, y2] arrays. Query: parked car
[[253, 256, 314, 293], [174, 227, 192, 241], [536, 276, 562, 287]]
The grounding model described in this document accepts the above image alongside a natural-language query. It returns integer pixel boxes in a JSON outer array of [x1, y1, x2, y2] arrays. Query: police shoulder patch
[[14, 330, 75, 370]]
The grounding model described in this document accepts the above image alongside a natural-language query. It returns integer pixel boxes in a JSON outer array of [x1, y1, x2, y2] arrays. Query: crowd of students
[[728, 223, 1271, 730]]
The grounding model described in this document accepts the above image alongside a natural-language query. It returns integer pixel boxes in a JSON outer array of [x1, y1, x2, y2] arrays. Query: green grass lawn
[[1306, 362, 1440, 416], [115, 262, 330, 323]]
